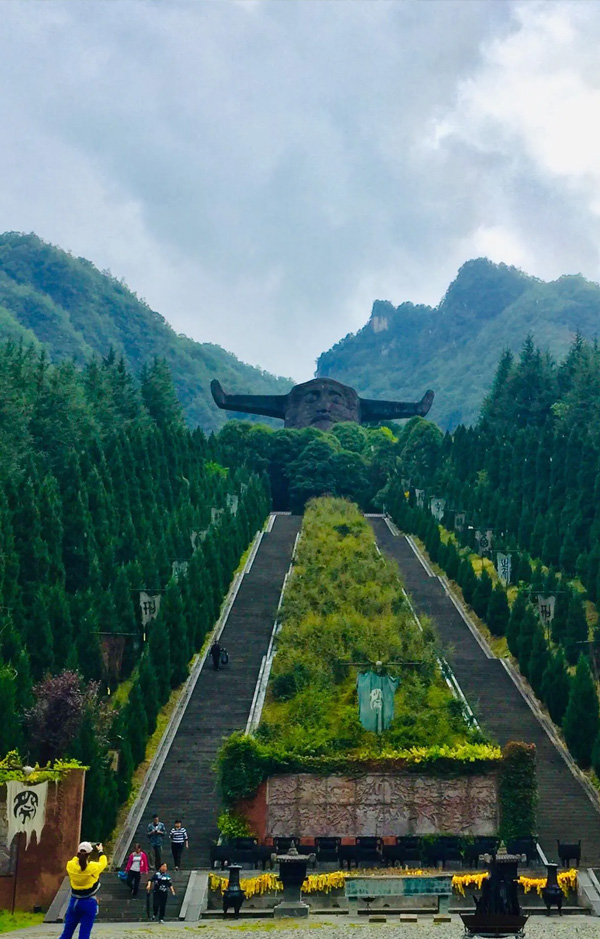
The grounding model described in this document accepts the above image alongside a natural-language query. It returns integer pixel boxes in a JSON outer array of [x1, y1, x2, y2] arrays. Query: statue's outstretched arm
[[360, 389, 434, 422], [210, 379, 288, 420]]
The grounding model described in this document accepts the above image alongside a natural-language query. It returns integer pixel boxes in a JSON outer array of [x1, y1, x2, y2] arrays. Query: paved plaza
[[6, 916, 599, 939]]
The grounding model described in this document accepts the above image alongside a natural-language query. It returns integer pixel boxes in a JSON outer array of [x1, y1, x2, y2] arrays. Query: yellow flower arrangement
[[210, 867, 441, 899], [452, 869, 578, 898], [519, 869, 578, 897], [209, 872, 282, 899], [452, 872, 488, 896]]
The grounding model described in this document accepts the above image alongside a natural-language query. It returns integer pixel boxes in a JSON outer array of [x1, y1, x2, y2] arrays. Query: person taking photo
[[59, 841, 107, 939]]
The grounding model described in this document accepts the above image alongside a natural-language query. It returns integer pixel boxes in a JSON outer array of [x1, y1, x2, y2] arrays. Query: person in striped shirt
[[169, 820, 189, 870]]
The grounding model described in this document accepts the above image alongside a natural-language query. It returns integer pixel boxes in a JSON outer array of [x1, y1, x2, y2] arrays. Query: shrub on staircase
[[498, 742, 537, 842]]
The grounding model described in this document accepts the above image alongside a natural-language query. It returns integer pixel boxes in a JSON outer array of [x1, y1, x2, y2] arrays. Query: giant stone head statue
[[211, 377, 433, 431]]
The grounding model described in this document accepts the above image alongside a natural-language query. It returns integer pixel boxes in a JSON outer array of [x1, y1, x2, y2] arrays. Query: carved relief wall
[[265, 772, 498, 838]]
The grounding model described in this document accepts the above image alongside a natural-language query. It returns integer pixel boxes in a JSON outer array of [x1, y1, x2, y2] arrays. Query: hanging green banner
[[356, 671, 399, 733]]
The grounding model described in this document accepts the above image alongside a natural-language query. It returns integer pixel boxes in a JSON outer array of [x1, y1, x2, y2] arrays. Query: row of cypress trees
[[385, 481, 600, 777], [396, 335, 600, 600], [0, 341, 270, 836]]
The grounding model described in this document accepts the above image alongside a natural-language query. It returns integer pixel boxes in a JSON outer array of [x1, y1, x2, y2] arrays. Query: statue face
[[285, 379, 360, 430]]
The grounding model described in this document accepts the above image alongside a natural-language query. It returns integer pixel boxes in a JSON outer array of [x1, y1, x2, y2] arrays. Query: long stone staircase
[[94, 513, 301, 922], [371, 517, 600, 867]]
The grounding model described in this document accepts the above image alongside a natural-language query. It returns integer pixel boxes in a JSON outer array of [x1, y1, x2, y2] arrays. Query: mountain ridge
[[317, 258, 600, 428], [0, 231, 292, 432]]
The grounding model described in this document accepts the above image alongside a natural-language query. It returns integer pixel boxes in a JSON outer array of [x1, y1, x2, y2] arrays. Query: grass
[[258, 498, 473, 755], [0, 911, 44, 933]]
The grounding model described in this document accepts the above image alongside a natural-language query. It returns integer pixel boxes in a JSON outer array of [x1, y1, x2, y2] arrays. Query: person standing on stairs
[[147, 813, 166, 869], [59, 841, 107, 939], [125, 843, 149, 897], [169, 820, 189, 870], [210, 639, 221, 670], [147, 862, 176, 923]]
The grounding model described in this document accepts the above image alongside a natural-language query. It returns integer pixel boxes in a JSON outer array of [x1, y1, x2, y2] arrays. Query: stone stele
[[211, 377, 434, 432]]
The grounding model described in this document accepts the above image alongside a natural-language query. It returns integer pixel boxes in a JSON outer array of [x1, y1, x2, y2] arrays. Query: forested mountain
[[0, 341, 270, 836], [0, 232, 291, 432], [317, 258, 600, 429]]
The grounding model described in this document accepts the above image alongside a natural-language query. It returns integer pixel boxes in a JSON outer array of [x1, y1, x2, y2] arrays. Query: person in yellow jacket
[[59, 841, 107, 939]]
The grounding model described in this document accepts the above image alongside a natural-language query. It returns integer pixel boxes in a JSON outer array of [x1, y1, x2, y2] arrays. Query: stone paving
[[7, 915, 599, 939]]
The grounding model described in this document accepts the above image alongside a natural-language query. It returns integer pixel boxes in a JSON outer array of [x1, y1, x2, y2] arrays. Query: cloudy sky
[[2, 0, 600, 380]]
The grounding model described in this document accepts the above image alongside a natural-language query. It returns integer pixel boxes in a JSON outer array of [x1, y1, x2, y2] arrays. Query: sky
[[2, 0, 600, 381]]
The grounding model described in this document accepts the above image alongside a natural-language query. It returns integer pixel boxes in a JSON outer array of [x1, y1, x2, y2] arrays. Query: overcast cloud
[[1, 0, 600, 379]]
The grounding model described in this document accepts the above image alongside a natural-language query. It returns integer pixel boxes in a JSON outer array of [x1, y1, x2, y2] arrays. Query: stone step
[[117, 514, 302, 880]]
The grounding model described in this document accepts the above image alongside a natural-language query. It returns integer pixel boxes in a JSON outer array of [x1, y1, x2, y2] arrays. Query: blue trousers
[[59, 896, 98, 939]]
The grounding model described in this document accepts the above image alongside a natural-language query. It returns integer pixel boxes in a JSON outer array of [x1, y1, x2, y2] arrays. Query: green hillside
[[0, 232, 292, 431], [317, 258, 600, 429]]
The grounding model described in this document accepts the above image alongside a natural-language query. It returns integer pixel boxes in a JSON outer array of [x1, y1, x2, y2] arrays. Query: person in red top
[[125, 844, 149, 898]]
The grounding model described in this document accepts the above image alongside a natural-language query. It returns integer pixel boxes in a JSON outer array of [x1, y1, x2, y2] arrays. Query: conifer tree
[[472, 569, 493, 619], [486, 584, 510, 637], [515, 553, 532, 586], [161, 580, 190, 688], [517, 605, 538, 678], [45, 584, 74, 670], [0, 666, 20, 752], [506, 591, 527, 658], [125, 683, 149, 765], [564, 593, 589, 665], [551, 591, 570, 645], [138, 653, 160, 735], [563, 655, 599, 767], [541, 648, 570, 726], [458, 559, 478, 606], [527, 622, 548, 696], [591, 733, 600, 781], [25, 588, 55, 680]]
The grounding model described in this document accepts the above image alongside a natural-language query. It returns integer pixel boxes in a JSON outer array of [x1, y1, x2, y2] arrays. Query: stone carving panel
[[264, 772, 498, 839], [325, 803, 356, 838], [268, 802, 299, 838], [297, 774, 326, 804], [326, 777, 356, 805], [267, 775, 298, 805], [297, 803, 330, 838]]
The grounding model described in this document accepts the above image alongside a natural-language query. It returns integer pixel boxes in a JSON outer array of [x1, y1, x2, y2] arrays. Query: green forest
[[317, 258, 600, 429], [0, 232, 291, 432], [380, 334, 600, 779], [0, 340, 269, 837]]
